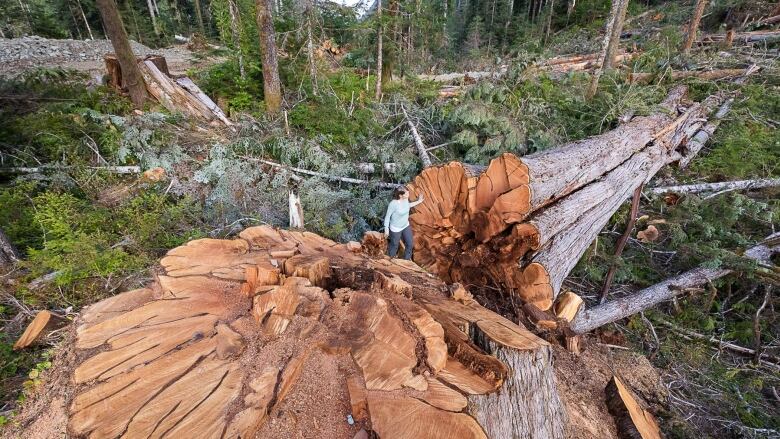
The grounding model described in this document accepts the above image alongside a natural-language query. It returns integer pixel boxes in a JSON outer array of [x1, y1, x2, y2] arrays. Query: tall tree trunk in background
[[68, 1, 85, 39], [586, 0, 622, 98], [193, 0, 205, 35], [96, 0, 148, 108], [682, 0, 708, 54], [381, 0, 397, 87], [443, 0, 447, 19], [126, 0, 144, 44], [227, 0, 246, 79], [375, 0, 383, 100], [566, 0, 575, 18], [306, 0, 318, 95], [76, 0, 95, 39], [503, 0, 514, 52], [544, 0, 554, 44], [256, 0, 282, 113], [603, 0, 629, 68], [145, 0, 160, 34]]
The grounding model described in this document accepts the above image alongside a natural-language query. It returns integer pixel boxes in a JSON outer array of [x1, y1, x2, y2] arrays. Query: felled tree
[[65, 225, 565, 439], [407, 86, 727, 314]]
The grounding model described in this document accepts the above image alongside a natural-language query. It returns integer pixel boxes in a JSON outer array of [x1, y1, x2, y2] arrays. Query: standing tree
[[193, 0, 206, 35], [96, 0, 148, 108], [375, 0, 383, 100], [603, 0, 629, 68], [227, 0, 246, 79], [256, 0, 282, 113], [306, 0, 318, 96], [682, 0, 708, 54], [586, 0, 623, 98]]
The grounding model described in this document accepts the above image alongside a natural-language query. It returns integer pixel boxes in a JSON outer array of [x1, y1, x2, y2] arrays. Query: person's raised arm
[[409, 194, 425, 208], [383, 201, 395, 237]]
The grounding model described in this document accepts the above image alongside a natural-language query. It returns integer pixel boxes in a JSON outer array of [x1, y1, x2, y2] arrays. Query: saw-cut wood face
[[67, 225, 547, 439]]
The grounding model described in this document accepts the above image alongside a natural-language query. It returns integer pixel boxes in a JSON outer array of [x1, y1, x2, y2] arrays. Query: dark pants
[[388, 226, 414, 260]]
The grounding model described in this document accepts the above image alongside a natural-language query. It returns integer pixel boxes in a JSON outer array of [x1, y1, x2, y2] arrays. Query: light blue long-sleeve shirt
[[384, 198, 423, 234]]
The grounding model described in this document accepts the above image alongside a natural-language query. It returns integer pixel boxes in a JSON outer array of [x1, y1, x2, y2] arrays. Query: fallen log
[[0, 165, 141, 174], [570, 233, 779, 334], [649, 178, 780, 195], [657, 317, 780, 367], [406, 86, 726, 311], [697, 30, 780, 45], [242, 156, 402, 189], [401, 104, 433, 168], [63, 225, 566, 438], [628, 68, 748, 84], [106, 54, 231, 127]]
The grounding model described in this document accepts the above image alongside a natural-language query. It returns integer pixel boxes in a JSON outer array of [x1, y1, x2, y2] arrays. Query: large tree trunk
[[406, 86, 727, 313], [96, 0, 148, 108], [571, 233, 779, 334], [682, 0, 708, 54], [62, 225, 565, 438], [256, 0, 282, 113], [603, 0, 629, 69]]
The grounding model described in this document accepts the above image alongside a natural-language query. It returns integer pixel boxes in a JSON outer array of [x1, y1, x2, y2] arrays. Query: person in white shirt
[[383, 187, 424, 260]]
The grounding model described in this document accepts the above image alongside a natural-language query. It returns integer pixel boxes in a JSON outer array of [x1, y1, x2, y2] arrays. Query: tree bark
[[682, 0, 708, 54], [375, 0, 384, 100], [649, 178, 780, 195], [0, 228, 21, 267], [603, 0, 629, 69], [255, 0, 282, 113], [193, 0, 205, 35], [586, 0, 623, 98], [570, 233, 779, 334], [60, 225, 564, 438], [96, 0, 148, 108], [402, 104, 432, 168], [407, 87, 727, 312], [144, 0, 160, 34], [227, 0, 246, 80]]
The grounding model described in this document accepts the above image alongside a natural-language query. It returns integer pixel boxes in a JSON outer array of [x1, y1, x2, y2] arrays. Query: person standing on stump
[[384, 188, 424, 260]]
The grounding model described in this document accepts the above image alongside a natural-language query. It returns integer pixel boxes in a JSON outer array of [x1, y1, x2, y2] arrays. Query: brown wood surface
[[65, 225, 563, 438]]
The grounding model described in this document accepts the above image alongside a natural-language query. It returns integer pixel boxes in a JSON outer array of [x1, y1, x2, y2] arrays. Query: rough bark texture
[[96, 0, 147, 108], [256, 0, 282, 113], [603, 0, 630, 69], [407, 86, 724, 313], [650, 178, 780, 195], [0, 227, 21, 267], [61, 225, 564, 438], [587, 0, 623, 97], [571, 233, 779, 334], [682, 0, 708, 53]]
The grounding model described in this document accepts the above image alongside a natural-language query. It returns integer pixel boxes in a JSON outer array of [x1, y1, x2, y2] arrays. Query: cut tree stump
[[64, 225, 566, 438], [406, 86, 726, 312]]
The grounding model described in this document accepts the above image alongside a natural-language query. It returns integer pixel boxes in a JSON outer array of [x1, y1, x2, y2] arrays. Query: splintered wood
[[407, 86, 726, 312], [65, 225, 565, 438]]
